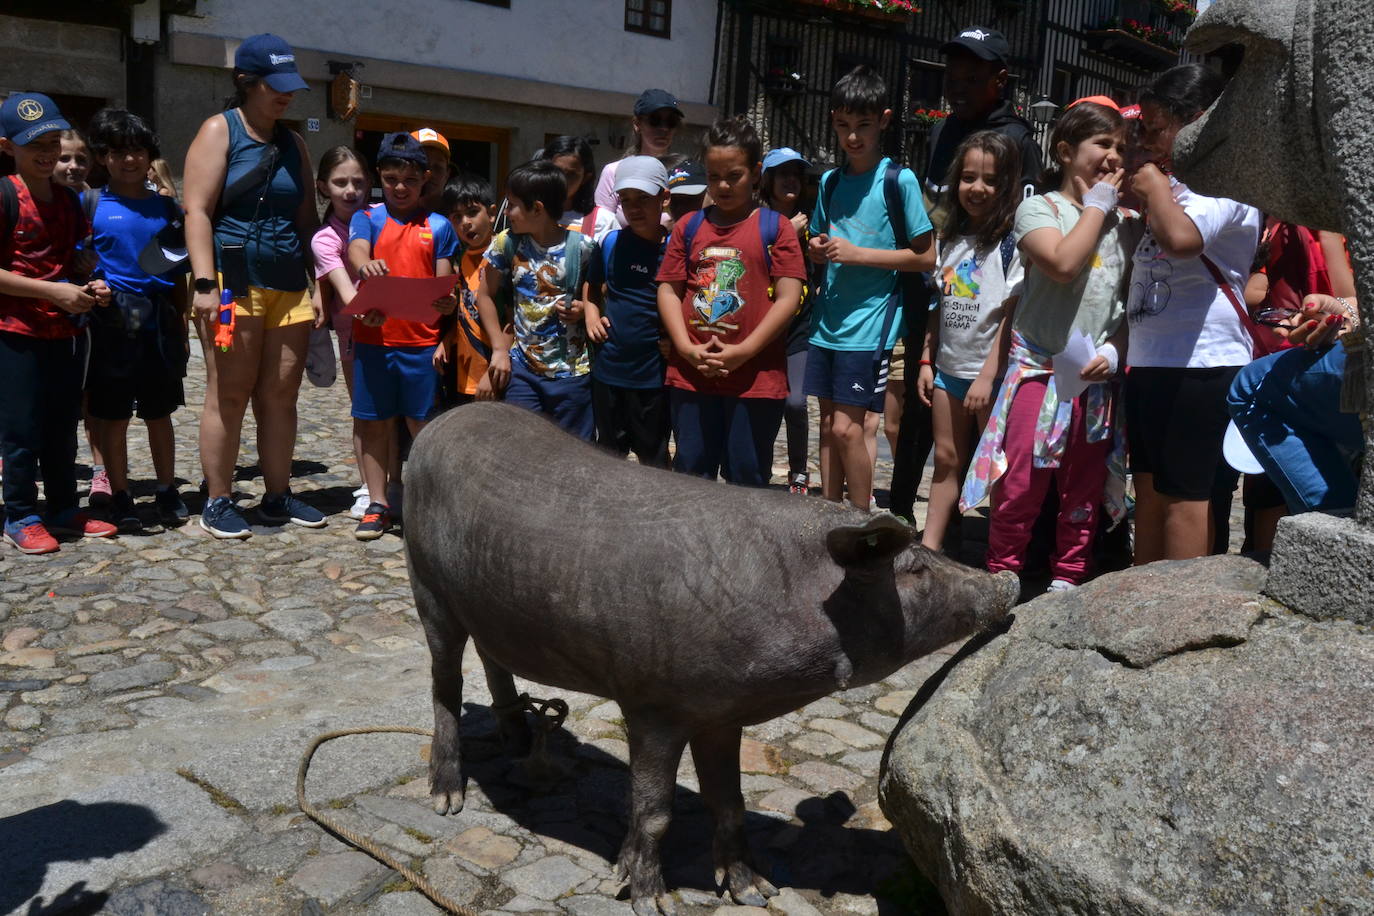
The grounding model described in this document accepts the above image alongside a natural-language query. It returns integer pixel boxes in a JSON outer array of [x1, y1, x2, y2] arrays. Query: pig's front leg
[[691, 726, 779, 907], [415, 582, 468, 815], [619, 715, 689, 916]]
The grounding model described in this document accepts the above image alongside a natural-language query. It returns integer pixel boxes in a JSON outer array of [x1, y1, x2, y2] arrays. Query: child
[[760, 147, 815, 494], [961, 100, 1142, 592], [656, 116, 806, 485], [478, 160, 598, 440], [54, 129, 92, 192], [917, 130, 1024, 551], [435, 174, 498, 407], [807, 66, 936, 509], [147, 158, 177, 198], [346, 132, 459, 540], [82, 108, 192, 531], [311, 145, 371, 518], [666, 159, 707, 227], [542, 135, 617, 244], [585, 156, 671, 467], [0, 92, 117, 553], [412, 128, 451, 214]]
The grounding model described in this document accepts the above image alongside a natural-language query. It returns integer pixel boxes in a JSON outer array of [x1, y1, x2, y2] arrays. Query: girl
[[961, 100, 1142, 592], [310, 146, 371, 518], [1125, 64, 1263, 564], [542, 135, 617, 244], [147, 158, 177, 198], [595, 88, 683, 225], [918, 131, 1024, 552], [760, 146, 815, 494], [657, 117, 806, 486], [54, 129, 91, 191]]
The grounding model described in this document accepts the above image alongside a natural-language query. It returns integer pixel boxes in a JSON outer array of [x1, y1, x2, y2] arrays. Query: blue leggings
[[669, 389, 784, 487]]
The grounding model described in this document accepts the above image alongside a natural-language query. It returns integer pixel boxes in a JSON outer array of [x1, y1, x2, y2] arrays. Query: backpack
[[494, 226, 588, 309], [819, 161, 929, 359], [679, 206, 781, 275]]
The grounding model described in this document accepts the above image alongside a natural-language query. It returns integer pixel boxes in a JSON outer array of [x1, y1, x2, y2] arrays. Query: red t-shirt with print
[[655, 207, 805, 399], [0, 176, 88, 339]]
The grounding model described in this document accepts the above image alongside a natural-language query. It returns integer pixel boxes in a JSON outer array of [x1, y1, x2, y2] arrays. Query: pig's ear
[[825, 513, 913, 568]]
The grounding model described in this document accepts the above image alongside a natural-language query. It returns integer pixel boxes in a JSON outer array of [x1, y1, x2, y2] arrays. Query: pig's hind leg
[[619, 715, 689, 916], [691, 726, 779, 907], [414, 578, 468, 816], [478, 650, 534, 756]]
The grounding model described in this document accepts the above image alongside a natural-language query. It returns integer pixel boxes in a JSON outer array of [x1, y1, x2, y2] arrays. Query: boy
[[413, 128, 451, 214], [83, 108, 191, 531], [585, 156, 671, 466], [666, 159, 707, 227], [0, 92, 117, 553], [807, 67, 936, 510], [347, 132, 458, 540], [477, 160, 597, 440], [435, 174, 499, 407]]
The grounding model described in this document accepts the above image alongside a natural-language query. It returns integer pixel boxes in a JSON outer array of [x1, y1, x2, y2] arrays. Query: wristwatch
[[194, 277, 218, 294]]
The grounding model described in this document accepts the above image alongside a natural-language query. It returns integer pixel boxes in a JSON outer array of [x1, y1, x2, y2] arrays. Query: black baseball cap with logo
[[940, 27, 1011, 67]]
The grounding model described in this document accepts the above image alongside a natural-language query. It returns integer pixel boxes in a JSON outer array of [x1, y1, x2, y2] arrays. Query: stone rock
[[196, 618, 265, 641], [0, 647, 57, 669], [188, 861, 248, 890], [69, 639, 136, 657], [786, 761, 864, 795], [289, 850, 390, 906], [129, 619, 180, 640], [808, 718, 882, 749], [89, 660, 178, 693], [419, 855, 483, 907], [562, 895, 634, 916], [367, 890, 444, 915], [102, 879, 208, 916], [4, 704, 42, 730], [2, 626, 41, 651], [445, 825, 521, 870], [503, 854, 593, 901], [260, 608, 333, 641], [881, 556, 1374, 915], [769, 888, 825, 916], [739, 737, 785, 775]]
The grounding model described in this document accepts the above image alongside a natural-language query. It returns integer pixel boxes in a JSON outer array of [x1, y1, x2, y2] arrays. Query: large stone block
[[1265, 513, 1374, 623]]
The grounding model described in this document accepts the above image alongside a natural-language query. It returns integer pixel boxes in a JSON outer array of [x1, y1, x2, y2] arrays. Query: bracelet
[[919, 359, 933, 366], [1335, 297, 1358, 323]]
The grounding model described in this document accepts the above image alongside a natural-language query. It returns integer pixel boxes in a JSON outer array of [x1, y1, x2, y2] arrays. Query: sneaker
[[788, 472, 809, 496], [257, 490, 328, 528], [199, 495, 252, 539], [354, 502, 390, 541], [349, 485, 371, 520], [155, 487, 190, 525], [88, 467, 112, 507], [386, 480, 403, 521], [1046, 578, 1078, 593], [108, 491, 142, 532], [47, 508, 118, 539], [4, 516, 59, 554]]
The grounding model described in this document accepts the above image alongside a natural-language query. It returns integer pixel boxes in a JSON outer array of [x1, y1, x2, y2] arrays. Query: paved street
[[0, 346, 959, 916]]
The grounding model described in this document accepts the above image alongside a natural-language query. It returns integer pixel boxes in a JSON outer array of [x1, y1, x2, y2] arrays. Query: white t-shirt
[[1125, 179, 1263, 368], [559, 207, 618, 245], [936, 234, 1024, 378]]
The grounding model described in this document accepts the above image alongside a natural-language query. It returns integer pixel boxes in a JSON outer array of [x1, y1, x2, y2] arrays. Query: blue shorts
[[351, 342, 439, 421], [803, 344, 891, 412], [933, 370, 973, 401]]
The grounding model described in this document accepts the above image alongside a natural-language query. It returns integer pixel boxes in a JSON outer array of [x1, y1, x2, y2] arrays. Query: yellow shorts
[[888, 339, 907, 383], [218, 275, 314, 328]]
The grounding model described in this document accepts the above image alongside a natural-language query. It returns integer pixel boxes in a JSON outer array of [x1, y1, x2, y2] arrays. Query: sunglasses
[[644, 113, 681, 129], [1253, 306, 1298, 328]]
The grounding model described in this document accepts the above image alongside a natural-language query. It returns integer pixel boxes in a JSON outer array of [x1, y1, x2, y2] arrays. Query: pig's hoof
[[430, 787, 465, 815], [631, 893, 677, 916], [725, 862, 778, 908]]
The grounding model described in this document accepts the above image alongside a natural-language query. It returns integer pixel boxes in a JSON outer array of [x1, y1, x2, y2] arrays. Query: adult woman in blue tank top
[[182, 34, 326, 539]]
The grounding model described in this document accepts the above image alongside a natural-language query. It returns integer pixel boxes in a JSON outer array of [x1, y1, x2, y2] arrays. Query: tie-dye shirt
[[483, 229, 597, 379]]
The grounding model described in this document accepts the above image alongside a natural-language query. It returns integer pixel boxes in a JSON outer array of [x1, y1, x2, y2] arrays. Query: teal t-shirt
[[809, 158, 932, 351]]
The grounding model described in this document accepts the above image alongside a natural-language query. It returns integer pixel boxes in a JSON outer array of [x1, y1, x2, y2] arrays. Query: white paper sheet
[[1052, 330, 1097, 400]]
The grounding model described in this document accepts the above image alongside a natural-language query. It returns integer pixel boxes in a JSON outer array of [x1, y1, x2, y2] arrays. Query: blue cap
[[0, 92, 71, 146], [634, 89, 682, 117], [376, 132, 429, 170], [235, 34, 310, 94], [762, 147, 810, 173]]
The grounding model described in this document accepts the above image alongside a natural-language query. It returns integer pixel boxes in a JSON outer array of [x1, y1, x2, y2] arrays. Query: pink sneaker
[[88, 468, 112, 507]]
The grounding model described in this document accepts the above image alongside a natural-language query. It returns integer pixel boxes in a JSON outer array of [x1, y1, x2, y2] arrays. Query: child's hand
[[657, 337, 671, 360], [807, 234, 830, 265], [359, 259, 389, 279], [475, 371, 495, 401], [359, 309, 387, 327], [790, 212, 809, 236], [50, 282, 97, 315], [818, 234, 860, 265], [702, 334, 750, 375], [85, 279, 111, 307], [433, 340, 448, 371], [1127, 164, 1169, 203], [431, 291, 458, 316], [487, 348, 512, 392], [555, 297, 585, 324], [678, 339, 724, 377], [965, 374, 995, 413], [587, 314, 611, 344], [916, 363, 935, 407], [1079, 355, 1113, 383]]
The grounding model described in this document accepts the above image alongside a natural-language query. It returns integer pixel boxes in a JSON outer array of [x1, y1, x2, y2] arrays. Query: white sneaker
[[349, 486, 371, 520], [1046, 579, 1078, 593]]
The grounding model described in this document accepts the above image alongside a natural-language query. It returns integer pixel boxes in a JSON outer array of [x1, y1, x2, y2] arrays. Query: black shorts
[[87, 367, 184, 422], [1125, 366, 1240, 500]]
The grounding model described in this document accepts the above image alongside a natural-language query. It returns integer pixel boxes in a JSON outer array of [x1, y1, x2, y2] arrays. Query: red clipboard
[[342, 275, 458, 323]]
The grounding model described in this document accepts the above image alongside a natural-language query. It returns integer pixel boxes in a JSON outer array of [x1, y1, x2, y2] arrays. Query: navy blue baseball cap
[[0, 92, 71, 146], [235, 34, 310, 94], [941, 27, 1011, 67], [376, 132, 429, 170], [634, 89, 683, 118]]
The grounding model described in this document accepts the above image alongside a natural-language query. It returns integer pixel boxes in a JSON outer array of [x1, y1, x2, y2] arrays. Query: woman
[[1124, 64, 1263, 563], [594, 88, 683, 226], [182, 33, 324, 539]]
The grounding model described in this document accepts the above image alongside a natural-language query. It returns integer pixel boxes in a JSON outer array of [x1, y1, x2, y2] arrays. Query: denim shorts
[[351, 342, 439, 421], [803, 344, 890, 412]]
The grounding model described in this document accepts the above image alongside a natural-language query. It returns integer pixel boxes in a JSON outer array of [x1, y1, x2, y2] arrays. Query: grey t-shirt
[[1012, 191, 1143, 353]]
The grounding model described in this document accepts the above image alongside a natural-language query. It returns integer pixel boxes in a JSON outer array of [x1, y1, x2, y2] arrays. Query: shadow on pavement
[[0, 799, 166, 915]]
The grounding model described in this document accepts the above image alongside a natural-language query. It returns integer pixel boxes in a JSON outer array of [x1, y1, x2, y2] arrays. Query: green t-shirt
[[1011, 191, 1142, 353]]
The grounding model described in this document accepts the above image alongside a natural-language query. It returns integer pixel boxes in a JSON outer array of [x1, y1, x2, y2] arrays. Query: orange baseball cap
[[411, 128, 450, 155], [1067, 95, 1121, 112]]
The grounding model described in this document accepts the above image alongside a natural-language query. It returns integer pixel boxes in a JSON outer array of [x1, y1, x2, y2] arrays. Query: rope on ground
[[295, 725, 480, 916]]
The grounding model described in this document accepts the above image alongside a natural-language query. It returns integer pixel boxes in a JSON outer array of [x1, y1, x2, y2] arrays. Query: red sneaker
[[4, 517, 60, 554], [47, 509, 118, 539]]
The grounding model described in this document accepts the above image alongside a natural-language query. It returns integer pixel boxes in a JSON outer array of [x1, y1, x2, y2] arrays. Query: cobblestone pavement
[[0, 348, 1243, 915]]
